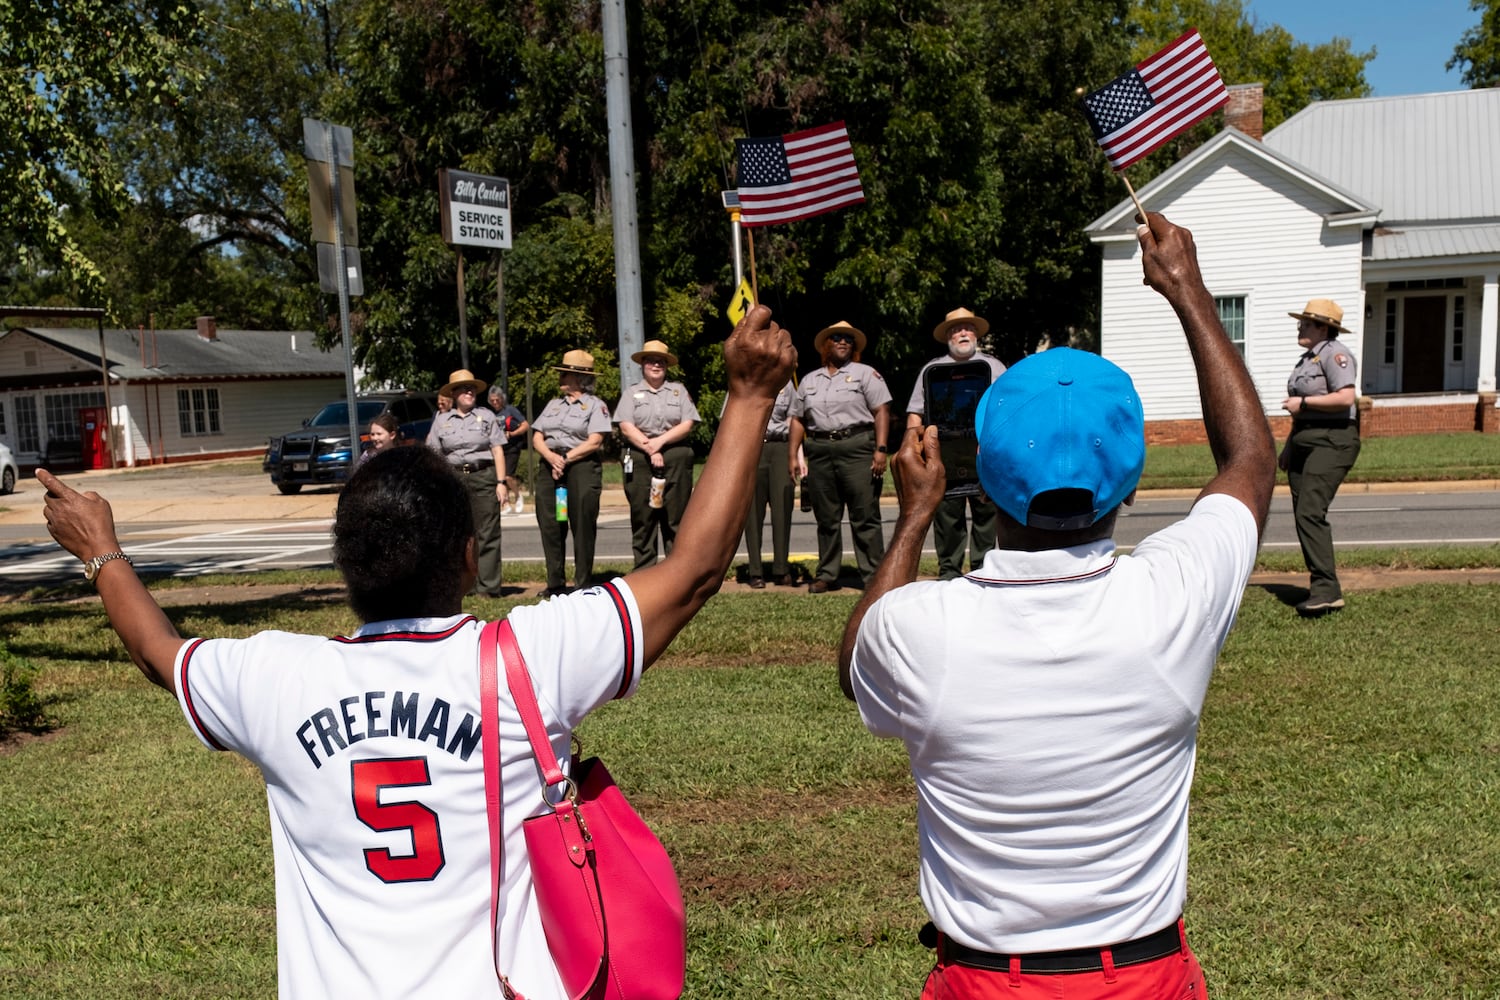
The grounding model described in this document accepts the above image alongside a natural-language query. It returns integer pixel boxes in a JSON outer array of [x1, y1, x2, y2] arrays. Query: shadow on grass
[[1255, 581, 1310, 609]]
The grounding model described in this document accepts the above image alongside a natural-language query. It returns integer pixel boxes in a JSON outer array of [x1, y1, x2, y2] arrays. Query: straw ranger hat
[[630, 339, 679, 366], [933, 307, 990, 344], [553, 349, 597, 375], [1288, 298, 1351, 334], [440, 368, 487, 398], [814, 320, 868, 353]]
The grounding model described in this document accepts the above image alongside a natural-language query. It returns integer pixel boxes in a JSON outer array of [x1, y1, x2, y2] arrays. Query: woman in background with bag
[[36, 306, 796, 1000]]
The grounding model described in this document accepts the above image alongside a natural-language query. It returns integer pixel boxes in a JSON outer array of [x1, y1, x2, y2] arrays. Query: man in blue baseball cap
[[838, 212, 1275, 1000]]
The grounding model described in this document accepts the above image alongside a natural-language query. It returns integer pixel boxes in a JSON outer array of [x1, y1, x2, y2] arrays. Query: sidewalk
[[3, 458, 1497, 536]]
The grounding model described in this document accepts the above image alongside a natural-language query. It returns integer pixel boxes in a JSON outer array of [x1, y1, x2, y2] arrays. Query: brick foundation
[[1146, 396, 1500, 445]]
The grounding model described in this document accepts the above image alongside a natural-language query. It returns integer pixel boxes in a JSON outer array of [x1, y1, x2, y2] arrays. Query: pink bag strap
[[495, 619, 570, 792], [479, 620, 521, 1000]]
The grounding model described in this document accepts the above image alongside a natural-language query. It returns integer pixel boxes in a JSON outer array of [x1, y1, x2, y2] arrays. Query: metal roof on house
[[10, 327, 343, 381], [1263, 89, 1500, 226], [1368, 222, 1500, 262]]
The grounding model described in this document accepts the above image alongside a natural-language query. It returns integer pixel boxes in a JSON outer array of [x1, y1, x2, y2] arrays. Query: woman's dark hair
[[333, 447, 473, 622], [370, 412, 400, 435]]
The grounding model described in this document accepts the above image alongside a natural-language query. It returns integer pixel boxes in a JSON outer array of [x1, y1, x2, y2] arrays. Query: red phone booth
[[78, 406, 111, 469]]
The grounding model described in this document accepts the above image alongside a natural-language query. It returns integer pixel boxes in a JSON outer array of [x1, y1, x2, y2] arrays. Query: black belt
[[808, 425, 872, 441], [1293, 418, 1355, 430], [453, 461, 494, 474], [926, 921, 1183, 975], [763, 435, 789, 443]]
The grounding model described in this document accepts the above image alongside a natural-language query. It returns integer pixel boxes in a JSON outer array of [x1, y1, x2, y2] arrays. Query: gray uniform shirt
[[613, 381, 701, 437], [533, 394, 613, 453], [765, 380, 795, 440], [1288, 339, 1358, 421], [426, 408, 505, 465], [792, 362, 892, 432], [906, 351, 1007, 416]]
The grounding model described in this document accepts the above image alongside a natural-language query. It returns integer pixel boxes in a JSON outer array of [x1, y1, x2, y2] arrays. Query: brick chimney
[[1224, 83, 1264, 140], [195, 315, 218, 341]]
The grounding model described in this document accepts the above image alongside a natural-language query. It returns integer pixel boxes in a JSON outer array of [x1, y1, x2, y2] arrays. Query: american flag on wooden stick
[[735, 122, 865, 227], [1081, 29, 1229, 171]]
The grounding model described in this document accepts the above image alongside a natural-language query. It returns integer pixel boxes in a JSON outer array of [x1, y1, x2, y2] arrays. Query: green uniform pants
[[534, 457, 602, 591], [743, 439, 792, 578], [805, 430, 885, 584], [1285, 422, 1360, 603], [458, 463, 503, 595], [932, 493, 997, 580], [623, 443, 694, 571]]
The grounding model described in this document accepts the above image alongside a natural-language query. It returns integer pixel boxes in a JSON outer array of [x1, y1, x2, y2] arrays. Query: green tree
[[0, 0, 203, 305], [1449, 0, 1500, 88]]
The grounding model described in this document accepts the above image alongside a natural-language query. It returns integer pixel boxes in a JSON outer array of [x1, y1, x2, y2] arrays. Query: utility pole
[[602, 0, 645, 383]]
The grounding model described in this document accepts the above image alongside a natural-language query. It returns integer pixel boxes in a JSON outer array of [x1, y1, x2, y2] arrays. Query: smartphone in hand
[[922, 361, 992, 498]]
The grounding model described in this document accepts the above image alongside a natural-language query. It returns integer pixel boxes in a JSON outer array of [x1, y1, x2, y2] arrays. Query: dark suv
[[264, 391, 438, 494]]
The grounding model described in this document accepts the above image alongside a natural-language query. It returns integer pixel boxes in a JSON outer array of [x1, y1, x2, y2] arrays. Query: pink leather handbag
[[480, 619, 686, 1000]]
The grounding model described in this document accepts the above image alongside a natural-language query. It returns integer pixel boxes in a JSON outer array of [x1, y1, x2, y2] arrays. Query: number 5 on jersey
[[352, 757, 447, 882]]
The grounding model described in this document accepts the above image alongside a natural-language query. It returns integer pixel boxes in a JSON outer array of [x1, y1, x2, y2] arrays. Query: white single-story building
[[1086, 85, 1500, 441], [0, 316, 347, 468]]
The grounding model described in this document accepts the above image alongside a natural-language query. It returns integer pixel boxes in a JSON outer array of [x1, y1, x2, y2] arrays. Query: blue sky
[[1242, 0, 1482, 96]]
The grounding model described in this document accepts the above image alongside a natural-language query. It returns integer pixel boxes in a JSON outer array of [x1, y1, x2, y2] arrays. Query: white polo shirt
[[850, 492, 1258, 953], [175, 582, 644, 1000]]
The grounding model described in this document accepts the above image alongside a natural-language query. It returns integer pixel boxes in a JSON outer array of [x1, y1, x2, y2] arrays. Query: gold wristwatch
[[82, 551, 132, 582]]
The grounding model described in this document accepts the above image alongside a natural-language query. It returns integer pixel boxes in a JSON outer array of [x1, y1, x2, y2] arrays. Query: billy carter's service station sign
[[439, 168, 512, 250]]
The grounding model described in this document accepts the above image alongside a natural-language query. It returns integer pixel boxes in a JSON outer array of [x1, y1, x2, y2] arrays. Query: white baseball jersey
[[850, 493, 1258, 953], [174, 581, 644, 999]]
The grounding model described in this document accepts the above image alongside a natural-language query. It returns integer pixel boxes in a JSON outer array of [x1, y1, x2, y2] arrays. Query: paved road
[[1, 462, 1496, 589]]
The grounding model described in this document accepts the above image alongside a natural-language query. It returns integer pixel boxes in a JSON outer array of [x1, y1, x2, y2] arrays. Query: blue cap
[[975, 348, 1145, 531]]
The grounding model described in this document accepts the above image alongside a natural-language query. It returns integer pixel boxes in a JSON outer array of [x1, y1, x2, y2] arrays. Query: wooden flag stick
[[1121, 172, 1147, 223], [746, 227, 760, 302]]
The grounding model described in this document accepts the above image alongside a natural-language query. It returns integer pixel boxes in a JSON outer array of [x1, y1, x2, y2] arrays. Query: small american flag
[[1082, 29, 1228, 171], [735, 122, 865, 228]]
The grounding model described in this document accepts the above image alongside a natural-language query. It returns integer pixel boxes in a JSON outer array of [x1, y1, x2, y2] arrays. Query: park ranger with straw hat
[[531, 349, 613, 596], [614, 339, 701, 570], [789, 320, 892, 592], [1280, 298, 1361, 616], [426, 368, 508, 596]]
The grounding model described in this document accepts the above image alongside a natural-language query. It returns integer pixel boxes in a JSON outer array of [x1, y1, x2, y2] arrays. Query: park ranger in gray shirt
[[741, 378, 801, 588], [615, 340, 702, 571], [531, 349, 613, 596], [789, 320, 892, 592], [1279, 298, 1361, 617], [426, 368, 508, 597]]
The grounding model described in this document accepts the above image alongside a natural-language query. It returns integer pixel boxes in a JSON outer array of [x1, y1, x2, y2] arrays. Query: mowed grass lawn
[[3, 582, 1499, 998]]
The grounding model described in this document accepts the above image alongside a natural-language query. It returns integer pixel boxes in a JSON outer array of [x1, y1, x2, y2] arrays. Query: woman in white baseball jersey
[[36, 304, 796, 1000]]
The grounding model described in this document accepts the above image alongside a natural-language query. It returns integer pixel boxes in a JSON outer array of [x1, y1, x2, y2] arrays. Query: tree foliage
[[0, 0, 203, 304], [1449, 0, 1500, 88], [4, 0, 1378, 418]]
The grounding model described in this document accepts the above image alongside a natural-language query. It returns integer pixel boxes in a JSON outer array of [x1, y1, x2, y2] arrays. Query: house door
[[1401, 296, 1446, 393]]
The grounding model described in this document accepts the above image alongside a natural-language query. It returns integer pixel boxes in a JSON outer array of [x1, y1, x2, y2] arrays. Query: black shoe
[[748, 576, 766, 589], [1296, 597, 1345, 617], [774, 573, 797, 587], [809, 580, 840, 594]]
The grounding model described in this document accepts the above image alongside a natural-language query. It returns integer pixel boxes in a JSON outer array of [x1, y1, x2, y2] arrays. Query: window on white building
[[44, 391, 107, 442], [1384, 300, 1397, 364], [178, 387, 222, 436], [1215, 296, 1245, 357]]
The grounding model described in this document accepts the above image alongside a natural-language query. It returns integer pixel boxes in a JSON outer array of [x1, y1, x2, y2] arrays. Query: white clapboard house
[[1085, 85, 1500, 442], [0, 317, 345, 468]]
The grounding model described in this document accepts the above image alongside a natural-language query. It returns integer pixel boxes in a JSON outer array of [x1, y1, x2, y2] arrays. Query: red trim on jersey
[[967, 559, 1118, 586], [330, 615, 479, 644], [602, 582, 636, 700], [178, 638, 230, 752]]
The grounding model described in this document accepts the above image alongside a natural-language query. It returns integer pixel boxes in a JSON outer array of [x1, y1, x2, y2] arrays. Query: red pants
[[920, 945, 1207, 999]]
